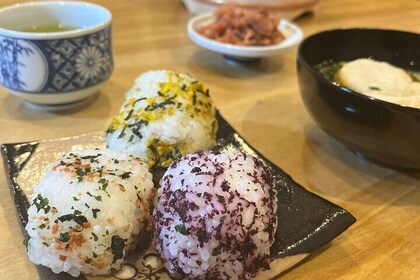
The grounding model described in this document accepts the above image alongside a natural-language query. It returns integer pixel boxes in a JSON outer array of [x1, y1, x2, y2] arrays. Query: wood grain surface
[[0, 0, 419, 279]]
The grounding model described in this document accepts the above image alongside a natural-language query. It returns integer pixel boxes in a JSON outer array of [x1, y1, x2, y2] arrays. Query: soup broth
[[314, 58, 420, 109], [315, 60, 419, 83]]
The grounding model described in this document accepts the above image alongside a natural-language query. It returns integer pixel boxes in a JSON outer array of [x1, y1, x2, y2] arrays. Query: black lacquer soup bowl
[[297, 28, 420, 169]]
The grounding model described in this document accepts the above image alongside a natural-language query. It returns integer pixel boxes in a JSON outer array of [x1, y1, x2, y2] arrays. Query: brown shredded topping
[[198, 5, 285, 46]]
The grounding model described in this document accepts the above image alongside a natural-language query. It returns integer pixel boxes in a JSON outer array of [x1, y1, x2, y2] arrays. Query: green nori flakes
[[192, 93, 197, 105], [59, 232, 71, 242], [87, 191, 102, 201], [80, 154, 102, 160], [124, 109, 134, 121], [111, 235, 126, 263], [173, 146, 182, 159], [121, 172, 132, 179], [132, 97, 147, 106], [106, 127, 115, 134], [175, 224, 188, 235], [76, 168, 89, 177], [130, 119, 149, 139], [91, 232, 99, 242], [92, 208, 101, 219], [33, 194, 50, 214], [314, 60, 346, 81], [98, 178, 108, 192], [57, 213, 88, 226], [58, 214, 74, 222], [74, 215, 88, 225], [118, 125, 127, 139], [144, 95, 176, 111]]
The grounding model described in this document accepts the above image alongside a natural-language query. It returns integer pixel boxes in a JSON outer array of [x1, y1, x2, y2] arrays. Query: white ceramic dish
[[187, 13, 303, 60], [183, 0, 320, 20]]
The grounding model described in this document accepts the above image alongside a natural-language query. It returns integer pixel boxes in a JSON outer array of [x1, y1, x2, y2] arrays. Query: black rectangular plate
[[1, 112, 356, 279]]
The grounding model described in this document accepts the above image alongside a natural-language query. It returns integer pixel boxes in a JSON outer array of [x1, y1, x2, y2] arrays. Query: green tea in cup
[[20, 24, 78, 32], [0, 1, 113, 105]]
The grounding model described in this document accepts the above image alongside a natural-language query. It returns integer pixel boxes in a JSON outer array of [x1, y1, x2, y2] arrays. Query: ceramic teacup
[[0, 1, 113, 105]]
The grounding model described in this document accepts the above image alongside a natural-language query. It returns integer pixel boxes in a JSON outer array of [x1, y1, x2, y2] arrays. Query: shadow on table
[[1, 79, 121, 122], [239, 94, 420, 206], [303, 123, 420, 180], [183, 49, 286, 79], [302, 124, 420, 197], [277, 240, 362, 279]]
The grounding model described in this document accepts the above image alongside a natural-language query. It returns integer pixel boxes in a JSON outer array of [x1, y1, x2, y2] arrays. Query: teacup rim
[[0, 1, 112, 39]]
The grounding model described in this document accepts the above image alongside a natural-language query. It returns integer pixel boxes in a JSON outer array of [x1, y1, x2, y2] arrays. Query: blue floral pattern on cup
[[0, 38, 34, 90], [0, 26, 113, 94]]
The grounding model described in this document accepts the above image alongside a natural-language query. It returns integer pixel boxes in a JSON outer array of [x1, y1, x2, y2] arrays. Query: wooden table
[[0, 0, 419, 279]]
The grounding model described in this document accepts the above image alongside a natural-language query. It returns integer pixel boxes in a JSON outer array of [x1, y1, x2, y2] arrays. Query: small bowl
[[0, 1, 113, 105], [297, 28, 420, 169], [183, 0, 320, 20], [188, 13, 303, 61]]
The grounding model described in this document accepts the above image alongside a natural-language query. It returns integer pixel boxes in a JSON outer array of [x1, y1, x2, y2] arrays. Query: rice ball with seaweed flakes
[[25, 149, 155, 277], [153, 150, 277, 280], [106, 70, 218, 169]]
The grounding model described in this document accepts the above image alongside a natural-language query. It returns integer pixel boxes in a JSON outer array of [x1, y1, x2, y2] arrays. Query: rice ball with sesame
[[106, 70, 218, 169], [153, 150, 277, 280], [25, 149, 155, 277]]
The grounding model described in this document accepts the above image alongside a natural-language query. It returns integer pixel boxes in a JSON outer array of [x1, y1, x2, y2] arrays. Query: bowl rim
[[191, 0, 320, 11], [0, 1, 112, 39], [187, 12, 303, 57], [297, 27, 420, 114]]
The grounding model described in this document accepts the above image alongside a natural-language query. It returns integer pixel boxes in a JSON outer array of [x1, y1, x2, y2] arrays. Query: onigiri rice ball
[[153, 150, 277, 280], [106, 70, 218, 169], [25, 149, 155, 277]]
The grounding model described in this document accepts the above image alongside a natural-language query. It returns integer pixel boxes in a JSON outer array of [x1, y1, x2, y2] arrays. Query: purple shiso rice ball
[[153, 150, 277, 280]]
